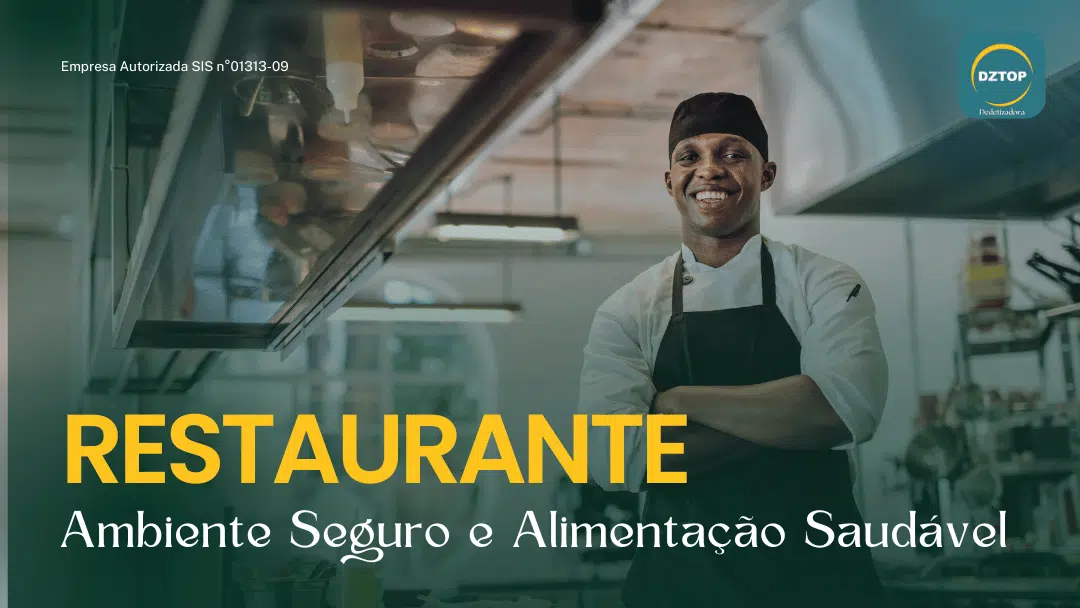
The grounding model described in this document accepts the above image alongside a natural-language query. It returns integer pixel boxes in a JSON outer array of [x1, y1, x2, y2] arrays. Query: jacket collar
[[680, 234, 764, 272]]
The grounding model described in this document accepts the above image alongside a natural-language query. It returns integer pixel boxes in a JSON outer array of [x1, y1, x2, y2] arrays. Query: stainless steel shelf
[[207, 370, 465, 385], [959, 308, 1056, 357], [996, 459, 1080, 478], [885, 577, 1080, 600], [966, 331, 1053, 356]]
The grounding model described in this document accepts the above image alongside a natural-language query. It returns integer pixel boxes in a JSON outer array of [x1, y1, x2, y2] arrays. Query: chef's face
[[665, 133, 776, 239]]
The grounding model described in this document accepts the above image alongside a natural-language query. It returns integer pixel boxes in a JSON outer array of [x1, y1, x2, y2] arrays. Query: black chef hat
[[668, 92, 769, 161]]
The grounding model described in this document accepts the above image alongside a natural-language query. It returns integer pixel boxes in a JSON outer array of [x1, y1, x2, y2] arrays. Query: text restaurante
[[67, 414, 687, 485]]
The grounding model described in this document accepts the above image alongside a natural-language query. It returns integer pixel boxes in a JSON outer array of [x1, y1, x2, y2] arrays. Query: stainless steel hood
[[93, 0, 622, 360], [760, 0, 1080, 219]]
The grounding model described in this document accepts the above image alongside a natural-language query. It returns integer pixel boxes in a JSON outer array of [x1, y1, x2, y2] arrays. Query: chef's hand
[[647, 387, 763, 477], [651, 387, 683, 415]]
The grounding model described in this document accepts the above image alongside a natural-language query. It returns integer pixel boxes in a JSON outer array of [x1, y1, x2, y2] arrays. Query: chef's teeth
[[695, 191, 729, 201]]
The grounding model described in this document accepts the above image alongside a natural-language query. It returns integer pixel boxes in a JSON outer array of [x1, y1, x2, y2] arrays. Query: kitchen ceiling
[[425, 0, 805, 236]]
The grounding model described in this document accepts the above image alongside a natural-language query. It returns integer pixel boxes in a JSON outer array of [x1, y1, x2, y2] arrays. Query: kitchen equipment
[[106, 0, 607, 356], [256, 211, 343, 265], [341, 562, 381, 608], [410, 79, 472, 134], [1028, 252, 1080, 302], [259, 181, 308, 226], [965, 232, 1010, 310], [955, 464, 1002, 510], [301, 136, 352, 182], [999, 409, 1078, 461], [237, 557, 335, 608], [904, 424, 967, 480], [317, 97, 374, 143], [917, 394, 944, 428], [235, 150, 279, 187], [365, 40, 421, 74], [368, 82, 420, 145], [233, 74, 323, 152], [946, 383, 986, 421], [361, 15, 423, 77], [415, 43, 498, 78], [1065, 243, 1080, 266], [389, 12, 456, 39], [240, 580, 328, 608], [455, 18, 520, 42], [1059, 474, 1080, 538]]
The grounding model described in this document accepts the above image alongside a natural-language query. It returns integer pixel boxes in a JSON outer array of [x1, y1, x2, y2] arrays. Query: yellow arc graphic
[[970, 43, 1034, 107]]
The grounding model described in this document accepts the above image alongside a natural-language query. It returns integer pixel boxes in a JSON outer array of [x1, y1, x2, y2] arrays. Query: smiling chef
[[578, 92, 889, 606]]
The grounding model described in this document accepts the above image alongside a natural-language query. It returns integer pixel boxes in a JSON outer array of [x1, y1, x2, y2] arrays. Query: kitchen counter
[[885, 577, 1080, 600], [383, 575, 1080, 607]]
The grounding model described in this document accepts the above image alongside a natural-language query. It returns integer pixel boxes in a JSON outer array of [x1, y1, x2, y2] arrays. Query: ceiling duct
[[760, 0, 1080, 219]]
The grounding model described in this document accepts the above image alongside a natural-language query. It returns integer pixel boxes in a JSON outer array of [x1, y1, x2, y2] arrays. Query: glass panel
[[131, 6, 524, 326], [341, 382, 384, 432], [392, 384, 479, 423], [389, 331, 468, 374], [345, 334, 380, 371]]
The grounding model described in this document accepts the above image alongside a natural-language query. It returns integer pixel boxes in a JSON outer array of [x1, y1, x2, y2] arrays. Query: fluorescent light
[[432, 224, 574, 243], [330, 302, 522, 324], [431, 212, 580, 244]]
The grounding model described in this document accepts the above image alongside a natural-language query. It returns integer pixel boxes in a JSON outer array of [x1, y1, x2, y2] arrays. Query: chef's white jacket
[[578, 234, 888, 492]]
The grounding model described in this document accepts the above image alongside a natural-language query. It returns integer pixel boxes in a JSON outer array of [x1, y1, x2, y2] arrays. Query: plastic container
[[323, 10, 366, 122], [963, 229, 1010, 310]]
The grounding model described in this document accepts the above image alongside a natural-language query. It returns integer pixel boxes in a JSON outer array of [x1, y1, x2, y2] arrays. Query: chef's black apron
[[623, 241, 883, 608]]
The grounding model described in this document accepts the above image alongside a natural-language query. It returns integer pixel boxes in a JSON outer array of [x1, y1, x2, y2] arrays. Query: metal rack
[[956, 307, 1072, 403]]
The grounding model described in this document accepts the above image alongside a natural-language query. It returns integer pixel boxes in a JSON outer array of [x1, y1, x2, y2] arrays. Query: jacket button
[[682, 275, 694, 285]]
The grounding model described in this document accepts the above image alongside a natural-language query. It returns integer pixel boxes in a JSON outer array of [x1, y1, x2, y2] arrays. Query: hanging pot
[[947, 382, 985, 421], [904, 424, 966, 480], [954, 464, 1002, 510]]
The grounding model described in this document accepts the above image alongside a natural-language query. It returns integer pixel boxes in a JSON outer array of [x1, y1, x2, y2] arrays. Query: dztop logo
[[959, 33, 1045, 119]]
